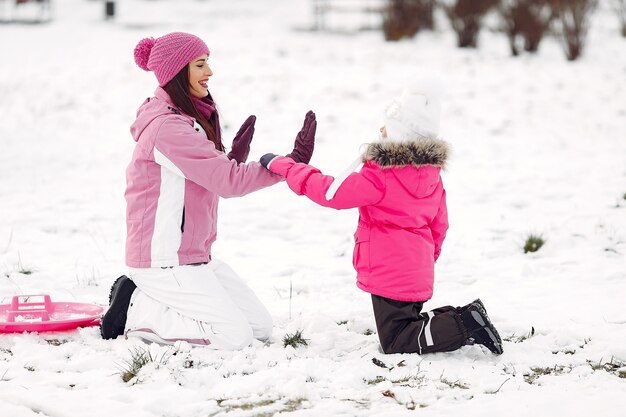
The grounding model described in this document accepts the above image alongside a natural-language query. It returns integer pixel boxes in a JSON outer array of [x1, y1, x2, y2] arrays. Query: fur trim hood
[[324, 137, 449, 201], [363, 137, 449, 169]]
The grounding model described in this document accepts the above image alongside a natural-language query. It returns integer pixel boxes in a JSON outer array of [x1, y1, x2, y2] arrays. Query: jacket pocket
[[353, 226, 371, 276]]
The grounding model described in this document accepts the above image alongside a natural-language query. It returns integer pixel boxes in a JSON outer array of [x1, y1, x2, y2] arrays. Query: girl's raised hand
[[286, 111, 316, 164]]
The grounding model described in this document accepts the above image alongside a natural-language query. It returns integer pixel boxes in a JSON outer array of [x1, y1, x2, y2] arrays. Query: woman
[[100, 32, 316, 349]]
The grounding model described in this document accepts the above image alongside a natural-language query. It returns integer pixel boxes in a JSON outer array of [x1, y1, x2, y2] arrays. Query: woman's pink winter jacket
[[125, 87, 280, 268], [268, 139, 449, 302]]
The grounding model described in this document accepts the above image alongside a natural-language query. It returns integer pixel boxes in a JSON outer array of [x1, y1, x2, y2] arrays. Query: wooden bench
[[1, 0, 52, 23], [312, 0, 386, 32]]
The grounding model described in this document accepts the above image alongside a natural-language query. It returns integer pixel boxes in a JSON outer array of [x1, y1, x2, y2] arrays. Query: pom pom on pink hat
[[133, 32, 210, 86]]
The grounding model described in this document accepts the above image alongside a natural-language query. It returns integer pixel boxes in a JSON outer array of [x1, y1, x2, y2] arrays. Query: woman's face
[[188, 54, 213, 99]]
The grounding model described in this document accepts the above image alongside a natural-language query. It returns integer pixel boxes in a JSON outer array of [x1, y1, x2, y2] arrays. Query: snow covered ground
[[1, 0, 625, 415]]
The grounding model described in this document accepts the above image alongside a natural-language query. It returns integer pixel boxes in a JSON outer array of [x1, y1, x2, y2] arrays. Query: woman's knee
[[212, 322, 254, 350], [253, 312, 273, 341]]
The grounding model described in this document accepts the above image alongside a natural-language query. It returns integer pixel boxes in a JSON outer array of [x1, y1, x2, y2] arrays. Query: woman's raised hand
[[227, 115, 256, 163], [286, 111, 316, 164]]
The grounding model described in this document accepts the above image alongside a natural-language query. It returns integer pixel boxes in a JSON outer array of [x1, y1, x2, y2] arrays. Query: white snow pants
[[124, 260, 273, 350]]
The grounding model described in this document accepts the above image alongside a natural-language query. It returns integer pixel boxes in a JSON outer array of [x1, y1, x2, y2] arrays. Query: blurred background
[[0, 0, 624, 312], [0, 2, 625, 414]]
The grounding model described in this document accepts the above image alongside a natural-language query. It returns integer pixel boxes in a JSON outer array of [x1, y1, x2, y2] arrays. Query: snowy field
[[1, 0, 626, 415]]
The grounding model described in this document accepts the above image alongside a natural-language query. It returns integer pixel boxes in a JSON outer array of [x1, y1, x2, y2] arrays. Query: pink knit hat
[[134, 32, 210, 87]]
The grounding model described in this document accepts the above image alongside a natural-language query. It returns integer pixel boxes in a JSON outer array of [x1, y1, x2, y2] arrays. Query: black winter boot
[[460, 299, 503, 355], [100, 275, 137, 340]]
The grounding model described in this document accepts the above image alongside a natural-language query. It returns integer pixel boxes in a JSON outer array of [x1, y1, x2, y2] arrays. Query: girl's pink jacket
[[125, 87, 280, 268], [268, 138, 449, 302]]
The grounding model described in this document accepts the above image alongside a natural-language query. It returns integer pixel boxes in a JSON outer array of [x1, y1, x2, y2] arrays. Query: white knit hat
[[383, 78, 443, 140], [324, 78, 444, 201]]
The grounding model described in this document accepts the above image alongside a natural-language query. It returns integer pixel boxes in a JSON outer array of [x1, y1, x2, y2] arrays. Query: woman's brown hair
[[163, 65, 223, 151]]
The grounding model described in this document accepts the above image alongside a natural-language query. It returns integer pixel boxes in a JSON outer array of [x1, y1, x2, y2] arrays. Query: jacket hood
[[364, 137, 449, 198], [363, 137, 448, 169], [130, 87, 191, 142]]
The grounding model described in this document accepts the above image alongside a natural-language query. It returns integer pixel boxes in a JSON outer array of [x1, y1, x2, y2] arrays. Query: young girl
[[100, 32, 316, 349], [260, 81, 503, 355]]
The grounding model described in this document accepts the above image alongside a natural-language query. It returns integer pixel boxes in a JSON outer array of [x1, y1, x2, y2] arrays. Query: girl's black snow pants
[[371, 294, 469, 354]]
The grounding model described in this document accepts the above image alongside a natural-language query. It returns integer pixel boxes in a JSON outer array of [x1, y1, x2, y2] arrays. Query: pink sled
[[0, 294, 103, 333]]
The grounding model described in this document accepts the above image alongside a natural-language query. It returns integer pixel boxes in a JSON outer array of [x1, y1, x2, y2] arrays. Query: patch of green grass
[[120, 346, 153, 383], [282, 398, 305, 413], [391, 373, 425, 387], [504, 327, 535, 343], [587, 357, 626, 378], [213, 398, 305, 417], [552, 348, 576, 355], [236, 399, 276, 410], [282, 330, 308, 348], [524, 234, 545, 253], [214, 399, 276, 415], [440, 376, 469, 389], [623, 193, 626, 201], [363, 329, 374, 336], [588, 362, 604, 371], [405, 402, 417, 410], [524, 365, 570, 384], [336, 320, 348, 325], [367, 376, 386, 385]]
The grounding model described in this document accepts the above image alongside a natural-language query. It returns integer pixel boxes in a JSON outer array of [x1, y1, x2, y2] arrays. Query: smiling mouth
[[199, 80, 208, 88]]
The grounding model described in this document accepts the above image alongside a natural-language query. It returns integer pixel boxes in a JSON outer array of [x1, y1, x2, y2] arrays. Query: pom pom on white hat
[[383, 78, 443, 141]]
